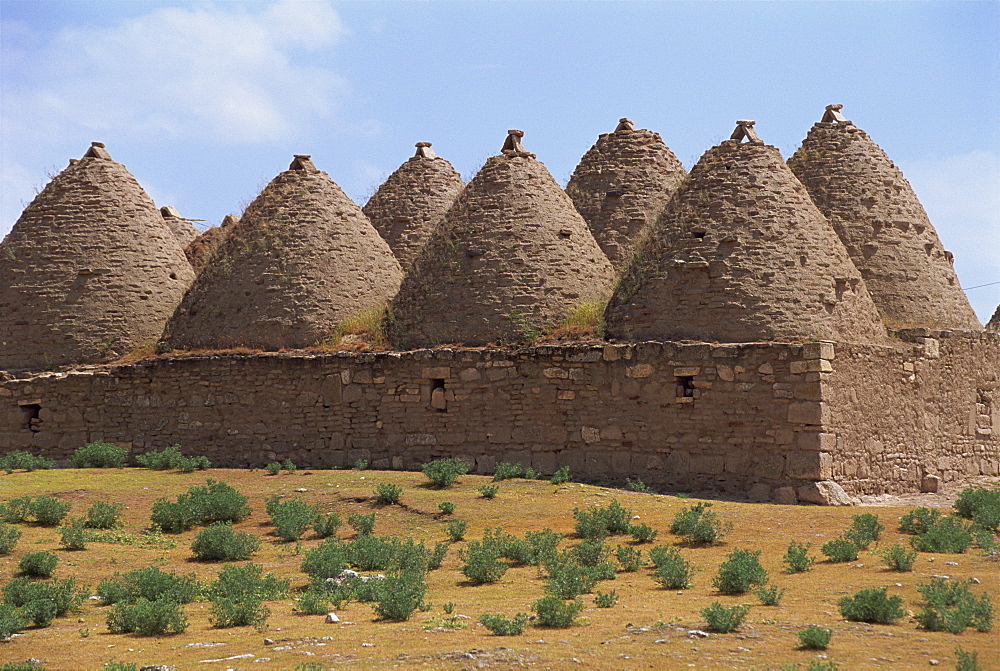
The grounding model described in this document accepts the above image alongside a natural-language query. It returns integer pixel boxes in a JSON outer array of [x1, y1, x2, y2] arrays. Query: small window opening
[[20, 404, 41, 433], [691, 229, 707, 239], [430, 379, 447, 412], [675, 376, 695, 398]]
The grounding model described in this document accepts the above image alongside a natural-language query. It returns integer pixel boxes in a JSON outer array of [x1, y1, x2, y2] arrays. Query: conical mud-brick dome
[[566, 118, 687, 272], [162, 155, 403, 350], [788, 105, 980, 330], [184, 214, 239, 274], [606, 122, 887, 344], [160, 206, 199, 248], [987, 305, 1000, 333], [363, 143, 464, 271], [0, 143, 195, 371], [390, 131, 616, 348]]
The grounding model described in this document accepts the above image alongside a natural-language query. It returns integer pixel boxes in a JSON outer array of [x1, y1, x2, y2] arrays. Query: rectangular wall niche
[[430, 378, 447, 412]]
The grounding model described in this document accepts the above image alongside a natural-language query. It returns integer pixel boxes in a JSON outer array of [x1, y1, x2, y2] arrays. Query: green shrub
[[594, 590, 618, 607], [422, 457, 469, 488], [479, 612, 529, 635], [0, 603, 27, 639], [628, 523, 658, 543], [670, 502, 732, 544], [838, 586, 904, 624], [370, 571, 426, 621], [428, 541, 448, 570], [912, 516, 974, 553], [713, 548, 768, 595], [266, 461, 281, 476], [533, 596, 584, 627], [83, 501, 123, 530], [348, 534, 430, 572], [524, 467, 543, 480], [354, 459, 368, 470], [0, 663, 44, 671], [915, 577, 993, 633], [313, 512, 341, 539], [755, 584, 785, 606], [477, 484, 499, 499], [59, 517, 88, 551], [446, 519, 468, 542], [876, 544, 917, 572], [191, 523, 260, 561], [438, 501, 455, 515], [573, 500, 633, 539], [70, 441, 128, 468], [374, 483, 403, 506], [30, 496, 71, 526], [107, 597, 188, 635], [149, 498, 198, 533], [625, 477, 651, 493], [297, 587, 332, 615], [844, 513, 883, 549], [550, 466, 571, 485], [821, 538, 860, 563], [615, 545, 642, 572], [210, 596, 269, 629], [955, 486, 1000, 531], [348, 512, 376, 536], [797, 625, 833, 650], [701, 602, 751, 633], [649, 546, 692, 590], [543, 556, 599, 599], [207, 563, 288, 602], [0, 496, 32, 523], [783, 541, 814, 573], [900, 506, 943, 534], [492, 462, 523, 481], [0, 524, 21, 555], [956, 646, 981, 671], [135, 444, 209, 472], [267, 496, 318, 542], [96, 566, 200, 605], [103, 662, 137, 671], [18, 550, 58, 577], [571, 538, 610, 567], [460, 540, 508, 584], [151, 479, 251, 532], [282, 459, 297, 473], [3, 576, 87, 621], [300, 539, 350, 580], [0, 451, 54, 473]]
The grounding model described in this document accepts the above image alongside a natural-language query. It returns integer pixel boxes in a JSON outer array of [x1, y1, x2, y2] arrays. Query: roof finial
[[615, 118, 635, 132], [502, 129, 525, 153], [821, 104, 852, 125], [160, 206, 181, 218], [84, 142, 111, 160], [289, 154, 317, 171], [414, 142, 437, 159], [730, 120, 763, 145]]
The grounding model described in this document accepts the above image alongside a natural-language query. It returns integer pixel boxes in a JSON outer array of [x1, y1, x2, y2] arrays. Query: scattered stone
[[185, 642, 224, 648], [139, 666, 172, 671], [929, 660, 940, 666], [944, 561, 958, 566], [932, 575, 952, 580], [688, 630, 710, 638], [295, 488, 308, 493], [263, 639, 274, 645], [361, 643, 374, 647], [325, 612, 340, 624]]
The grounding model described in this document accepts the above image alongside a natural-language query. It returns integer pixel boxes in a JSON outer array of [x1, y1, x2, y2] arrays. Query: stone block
[[673, 367, 700, 377], [773, 486, 798, 505], [391, 455, 404, 470], [748, 483, 771, 502], [581, 426, 600, 444], [458, 367, 481, 382], [787, 402, 826, 426], [796, 480, 852, 506], [665, 450, 689, 474], [422, 366, 451, 379], [789, 359, 833, 374], [475, 454, 496, 474], [611, 450, 631, 473], [752, 454, 785, 479], [785, 451, 832, 480], [600, 425, 623, 441], [404, 433, 436, 446], [543, 367, 569, 379], [920, 474, 940, 493], [557, 390, 576, 400], [689, 453, 725, 475], [626, 363, 654, 378], [532, 452, 557, 474], [717, 365, 735, 381], [801, 341, 835, 361]]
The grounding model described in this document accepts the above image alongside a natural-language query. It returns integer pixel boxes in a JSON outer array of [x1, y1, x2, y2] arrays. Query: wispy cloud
[[4, 0, 347, 145]]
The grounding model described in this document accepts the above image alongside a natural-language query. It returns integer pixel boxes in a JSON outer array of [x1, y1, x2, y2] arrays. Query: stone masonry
[[0, 143, 195, 371], [988, 305, 1000, 333], [362, 143, 465, 272], [566, 118, 687, 272], [389, 132, 615, 348], [788, 107, 980, 330], [606, 135, 888, 344], [0, 334, 995, 504], [162, 156, 402, 350]]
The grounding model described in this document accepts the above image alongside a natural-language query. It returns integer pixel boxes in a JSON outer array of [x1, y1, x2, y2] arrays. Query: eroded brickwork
[[184, 215, 239, 273], [987, 305, 999, 333], [363, 147, 464, 272], [389, 144, 615, 348], [163, 158, 402, 350], [606, 140, 887, 344], [788, 120, 980, 330], [566, 122, 687, 272], [0, 145, 195, 371], [160, 207, 199, 249]]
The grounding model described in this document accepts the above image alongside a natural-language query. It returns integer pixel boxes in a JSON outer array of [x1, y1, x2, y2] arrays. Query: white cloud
[[6, 0, 347, 145], [901, 150, 1000, 322]]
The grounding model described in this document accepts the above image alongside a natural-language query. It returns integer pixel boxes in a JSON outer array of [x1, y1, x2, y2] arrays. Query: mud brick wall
[[822, 331, 1000, 495], [0, 342, 845, 503]]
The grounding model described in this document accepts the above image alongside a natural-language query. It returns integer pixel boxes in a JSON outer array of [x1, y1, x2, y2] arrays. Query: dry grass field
[[0, 465, 996, 671]]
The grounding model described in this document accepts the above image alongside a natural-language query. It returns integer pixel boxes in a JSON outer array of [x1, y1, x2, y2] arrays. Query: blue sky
[[2, 0, 998, 320]]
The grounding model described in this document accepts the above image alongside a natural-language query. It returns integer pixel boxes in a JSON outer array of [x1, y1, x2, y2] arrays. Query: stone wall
[[1, 335, 995, 503]]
